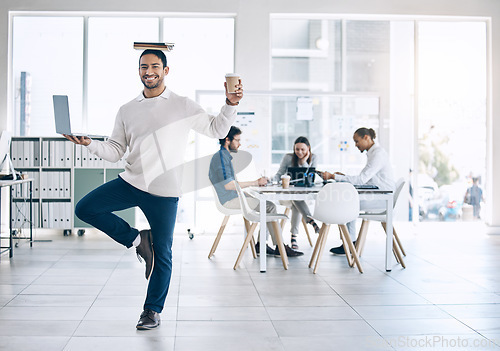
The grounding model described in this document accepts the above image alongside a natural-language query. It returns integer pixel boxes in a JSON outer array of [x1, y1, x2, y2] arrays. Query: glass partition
[[197, 90, 380, 171], [192, 90, 380, 228]]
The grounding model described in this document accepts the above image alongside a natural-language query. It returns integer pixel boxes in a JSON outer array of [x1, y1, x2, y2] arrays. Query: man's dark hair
[[139, 49, 167, 68], [219, 126, 242, 146]]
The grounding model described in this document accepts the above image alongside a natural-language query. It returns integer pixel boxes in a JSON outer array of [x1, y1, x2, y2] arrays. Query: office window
[[87, 17, 159, 135], [12, 17, 84, 136], [271, 19, 342, 91], [270, 18, 386, 168], [11, 15, 234, 137], [417, 21, 487, 222], [163, 17, 234, 99], [345, 21, 390, 92], [270, 95, 379, 165]]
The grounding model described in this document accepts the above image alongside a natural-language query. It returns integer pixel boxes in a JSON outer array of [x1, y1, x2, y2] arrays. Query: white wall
[[1, 0, 499, 228]]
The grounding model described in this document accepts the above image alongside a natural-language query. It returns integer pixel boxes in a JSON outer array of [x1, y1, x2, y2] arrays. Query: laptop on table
[[286, 166, 316, 187], [354, 184, 379, 189], [53, 95, 108, 138]]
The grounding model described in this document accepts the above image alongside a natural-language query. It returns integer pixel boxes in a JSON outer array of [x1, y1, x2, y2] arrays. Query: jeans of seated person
[[346, 199, 388, 240], [223, 195, 278, 245], [279, 200, 312, 235]]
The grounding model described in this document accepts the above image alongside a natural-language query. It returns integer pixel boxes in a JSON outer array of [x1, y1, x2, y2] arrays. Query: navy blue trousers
[[75, 177, 178, 313]]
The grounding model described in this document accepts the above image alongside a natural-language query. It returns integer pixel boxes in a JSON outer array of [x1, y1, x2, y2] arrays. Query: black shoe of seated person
[[136, 308, 160, 330], [274, 244, 304, 257], [329, 241, 356, 255], [136, 229, 154, 280], [255, 242, 275, 256]]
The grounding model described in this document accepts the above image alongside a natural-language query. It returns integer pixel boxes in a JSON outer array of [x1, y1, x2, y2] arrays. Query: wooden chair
[[233, 181, 289, 270], [355, 178, 407, 268], [309, 183, 363, 273], [208, 185, 256, 259]]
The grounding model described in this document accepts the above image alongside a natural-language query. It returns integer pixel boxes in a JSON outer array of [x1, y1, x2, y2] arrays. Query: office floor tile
[[438, 304, 500, 318], [6, 294, 96, 307], [0, 306, 89, 320], [280, 335, 394, 351], [458, 318, 500, 333], [419, 292, 500, 305], [1, 222, 499, 350], [174, 336, 285, 351], [353, 304, 451, 320], [178, 294, 263, 307], [0, 284, 28, 295], [0, 336, 70, 351], [274, 320, 380, 337], [0, 320, 80, 336], [266, 306, 361, 320], [19, 284, 102, 295], [340, 293, 432, 306], [177, 306, 269, 320], [63, 336, 175, 351], [369, 318, 477, 336], [74, 320, 177, 337]]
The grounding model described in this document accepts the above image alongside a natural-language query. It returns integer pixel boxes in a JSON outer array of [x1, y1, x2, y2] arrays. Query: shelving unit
[[10, 136, 135, 235]]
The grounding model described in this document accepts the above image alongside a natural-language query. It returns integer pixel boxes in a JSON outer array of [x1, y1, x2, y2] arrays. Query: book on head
[[133, 42, 175, 51]]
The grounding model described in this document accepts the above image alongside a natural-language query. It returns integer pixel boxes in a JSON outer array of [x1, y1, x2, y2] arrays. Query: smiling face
[[139, 54, 169, 94], [294, 142, 310, 161]]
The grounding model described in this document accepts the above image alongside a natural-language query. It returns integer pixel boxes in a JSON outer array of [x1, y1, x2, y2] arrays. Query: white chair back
[[393, 178, 405, 208], [234, 180, 260, 222], [313, 182, 360, 225], [211, 184, 241, 216]]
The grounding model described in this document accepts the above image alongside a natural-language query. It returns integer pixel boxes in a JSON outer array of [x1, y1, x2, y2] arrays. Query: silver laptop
[[53, 95, 107, 138]]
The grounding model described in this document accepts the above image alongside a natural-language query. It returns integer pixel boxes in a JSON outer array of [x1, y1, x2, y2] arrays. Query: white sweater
[[336, 143, 395, 191], [87, 88, 237, 197]]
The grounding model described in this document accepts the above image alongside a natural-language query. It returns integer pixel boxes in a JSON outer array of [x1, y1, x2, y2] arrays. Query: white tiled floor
[[1, 221, 500, 350]]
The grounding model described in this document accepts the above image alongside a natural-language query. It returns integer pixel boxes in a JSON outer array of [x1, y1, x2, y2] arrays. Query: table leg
[[385, 195, 394, 271], [29, 181, 33, 247], [259, 196, 266, 272], [9, 186, 13, 258]]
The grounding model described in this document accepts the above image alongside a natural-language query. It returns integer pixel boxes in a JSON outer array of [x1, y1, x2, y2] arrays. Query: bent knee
[[75, 198, 92, 220]]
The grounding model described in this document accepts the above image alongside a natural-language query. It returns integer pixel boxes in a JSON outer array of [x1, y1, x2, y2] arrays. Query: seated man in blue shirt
[[209, 126, 303, 257]]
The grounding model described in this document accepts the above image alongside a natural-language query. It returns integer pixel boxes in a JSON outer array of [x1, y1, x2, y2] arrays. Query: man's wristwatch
[[226, 97, 239, 106]]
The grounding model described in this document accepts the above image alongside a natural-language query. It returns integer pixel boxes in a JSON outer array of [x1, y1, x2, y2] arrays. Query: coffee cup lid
[[281, 174, 290, 179], [225, 73, 240, 78]]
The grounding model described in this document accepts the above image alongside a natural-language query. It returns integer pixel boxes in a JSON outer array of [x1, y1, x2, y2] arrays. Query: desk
[[0, 178, 33, 258], [246, 185, 394, 272]]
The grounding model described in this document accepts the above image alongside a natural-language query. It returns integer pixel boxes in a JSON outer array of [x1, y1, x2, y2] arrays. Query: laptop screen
[[53, 95, 72, 135], [286, 166, 316, 186]]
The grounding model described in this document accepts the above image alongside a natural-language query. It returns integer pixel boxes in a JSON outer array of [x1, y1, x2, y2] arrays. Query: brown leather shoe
[[136, 308, 161, 330], [136, 229, 154, 280]]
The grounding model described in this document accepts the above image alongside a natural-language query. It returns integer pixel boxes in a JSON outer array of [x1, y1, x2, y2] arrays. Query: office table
[[246, 184, 394, 272], [0, 178, 33, 258]]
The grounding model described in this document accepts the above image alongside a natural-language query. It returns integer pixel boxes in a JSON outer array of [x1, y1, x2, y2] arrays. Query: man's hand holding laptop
[[63, 134, 91, 146]]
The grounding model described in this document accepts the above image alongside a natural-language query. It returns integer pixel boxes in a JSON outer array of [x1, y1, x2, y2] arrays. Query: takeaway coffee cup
[[281, 174, 291, 189], [225, 73, 240, 93]]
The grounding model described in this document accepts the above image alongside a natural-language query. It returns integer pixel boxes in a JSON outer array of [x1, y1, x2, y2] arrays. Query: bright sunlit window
[[12, 17, 84, 136], [87, 17, 159, 135], [11, 14, 235, 137]]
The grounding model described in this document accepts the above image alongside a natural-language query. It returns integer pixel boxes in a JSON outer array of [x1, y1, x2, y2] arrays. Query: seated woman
[[274, 136, 321, 250], [321, 127, 395, 254]]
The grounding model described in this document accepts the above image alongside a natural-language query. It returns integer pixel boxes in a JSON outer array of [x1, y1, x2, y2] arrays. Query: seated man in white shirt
[[321, 127, 395, 255]]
